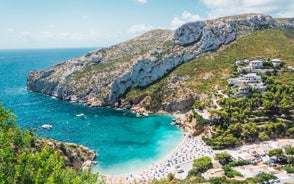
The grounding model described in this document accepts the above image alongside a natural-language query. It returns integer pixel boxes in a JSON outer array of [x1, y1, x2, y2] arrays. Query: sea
[[0, 48, 183, 175]]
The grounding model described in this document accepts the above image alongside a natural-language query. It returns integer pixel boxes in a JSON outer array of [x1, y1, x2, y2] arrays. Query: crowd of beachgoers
[[105, 137, 294, 184], [106, 135, 214, 183]]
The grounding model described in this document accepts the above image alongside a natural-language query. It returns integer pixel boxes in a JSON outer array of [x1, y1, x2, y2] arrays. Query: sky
[[0, 0, 293, 49]]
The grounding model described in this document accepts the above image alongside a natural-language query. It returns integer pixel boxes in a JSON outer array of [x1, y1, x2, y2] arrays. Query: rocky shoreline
[[34, 138, 97, 170]]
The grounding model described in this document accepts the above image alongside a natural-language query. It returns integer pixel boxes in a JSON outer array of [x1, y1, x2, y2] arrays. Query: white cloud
[[171, 17, 186, 28], [201, 0, 294, 18], [171, 11, 202, 28], [82, 15, 89, 19], [127, 24, 153, 34], [182, 11, 201, 21], [136, 0, 147, 4]]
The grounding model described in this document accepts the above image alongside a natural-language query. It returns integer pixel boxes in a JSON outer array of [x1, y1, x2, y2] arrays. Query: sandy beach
[[104, 137, 294, 184], [102, 114, 294, 183], [105, 135, 215, 183]]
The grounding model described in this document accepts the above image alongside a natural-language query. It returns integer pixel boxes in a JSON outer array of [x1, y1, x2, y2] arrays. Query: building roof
[[202, 168, 224, 179], [250, 60, 263, 63], [271, 58, 281, 62]]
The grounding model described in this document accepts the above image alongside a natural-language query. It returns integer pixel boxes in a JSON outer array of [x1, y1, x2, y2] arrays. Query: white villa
[[249, 83, 267, 92], [270, 59, 281, 67], [249, 60, 263, 69], [229, 73, 261, 85], [238, 86, 250, 94], [240, 73, 261, 83], [228, 58, 283, 95]]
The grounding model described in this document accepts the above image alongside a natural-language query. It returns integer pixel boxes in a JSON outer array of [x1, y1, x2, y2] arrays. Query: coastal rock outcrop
[[34, 138, 97, 169], [173, 14, 275, 52], [27, 14, 294, 112]]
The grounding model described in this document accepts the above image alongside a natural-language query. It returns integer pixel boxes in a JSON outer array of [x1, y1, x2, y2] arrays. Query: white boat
[[136, 113, 141, 117], [76, 113, 87, 119], [41, 124, 52, 130], [76, 113, 85, 117]]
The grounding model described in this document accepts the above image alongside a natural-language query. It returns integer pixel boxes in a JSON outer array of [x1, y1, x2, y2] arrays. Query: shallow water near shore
[[0, 48, 183, 175]]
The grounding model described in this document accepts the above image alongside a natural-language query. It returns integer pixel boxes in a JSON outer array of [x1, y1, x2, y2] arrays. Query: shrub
[[285, 146, 294, 155], [284, 166, 294, 173], [222, 165, 242, 178], [215, 152, 232, 165]]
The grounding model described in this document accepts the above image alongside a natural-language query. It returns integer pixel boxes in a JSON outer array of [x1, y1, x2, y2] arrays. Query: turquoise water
[[0, 48, 183, 175]]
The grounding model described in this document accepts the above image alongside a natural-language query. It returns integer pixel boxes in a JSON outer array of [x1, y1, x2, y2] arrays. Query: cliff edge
[[27, 14, 293, 112]]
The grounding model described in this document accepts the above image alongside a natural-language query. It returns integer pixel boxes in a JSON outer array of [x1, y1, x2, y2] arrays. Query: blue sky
[[0, 0, 293, 49]]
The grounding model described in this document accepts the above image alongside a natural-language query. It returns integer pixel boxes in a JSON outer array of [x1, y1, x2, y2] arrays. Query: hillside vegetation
[[126, 29, 294, 112], [204, 74, 294, 149], [0, 104, 102, 184], [28, 14, 291, 109]]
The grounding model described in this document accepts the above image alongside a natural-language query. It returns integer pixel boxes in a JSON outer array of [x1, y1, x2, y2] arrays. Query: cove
[[0, 48, 183, 175]]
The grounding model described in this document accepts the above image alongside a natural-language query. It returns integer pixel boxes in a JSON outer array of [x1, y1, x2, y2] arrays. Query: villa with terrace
[[237, 59, 281, 74], [228, 58, 282, 95]]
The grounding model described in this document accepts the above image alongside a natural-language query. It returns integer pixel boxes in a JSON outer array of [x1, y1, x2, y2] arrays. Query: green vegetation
[[192, 99, 205, 110], [287, 156, 294, 165], [143, 28, 294, 184], [214, 152, 249, 178], [209, 172, 278, 184], [226, 160, 250, 167], [203, 73, 294, 149], [268, 148, 284, 157], [266, 147, 294, 173], [188, 156, 212, 177], [284, 166, 294, 173], [247, 172, 278, 183], [209, 177, 245, 184], [194, 111, 210, 126], [0, 104, 100, 184], [285, 146, 294, 155], [126, 29, 294, 113], [214, 152, 232, 165], [222, 165, 242, 178]]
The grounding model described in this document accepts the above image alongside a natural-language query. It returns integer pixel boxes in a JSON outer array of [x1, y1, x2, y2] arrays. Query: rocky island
[[27, 14, 294, 114]]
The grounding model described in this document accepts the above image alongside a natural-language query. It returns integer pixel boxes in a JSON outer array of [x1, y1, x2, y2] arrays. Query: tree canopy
[[203, 73, 294, 149], [214, 152, 232, 165], [0, 104, 100, 184]]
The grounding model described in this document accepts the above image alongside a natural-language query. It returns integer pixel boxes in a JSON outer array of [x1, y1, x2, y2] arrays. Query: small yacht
[[76, 113, 87, 119], [76, 113, 85, 117], [41, 124, 52, 130]]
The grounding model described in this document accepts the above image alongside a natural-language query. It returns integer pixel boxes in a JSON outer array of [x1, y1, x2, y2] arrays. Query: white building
[[249, 60, 263, 69], [235, 60, 249, 65], [240, 73, 261, 83], [249, 83, 267, 92], [270, 59, 281, 67], [238, 86, 250, 94]]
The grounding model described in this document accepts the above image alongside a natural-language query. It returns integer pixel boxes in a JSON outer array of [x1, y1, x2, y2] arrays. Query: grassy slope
[[125, 29, 294, 110]]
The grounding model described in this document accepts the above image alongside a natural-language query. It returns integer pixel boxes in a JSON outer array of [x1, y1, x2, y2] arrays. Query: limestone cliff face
[[27, 14, 293, 112]]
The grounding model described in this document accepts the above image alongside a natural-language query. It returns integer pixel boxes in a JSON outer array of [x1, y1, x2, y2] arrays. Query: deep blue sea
[[0, 48, 183, 175]]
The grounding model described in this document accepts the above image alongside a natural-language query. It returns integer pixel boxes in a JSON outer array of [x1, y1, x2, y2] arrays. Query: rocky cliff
[[27, 14, 293, 112], [34, 138, 97, 169]]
